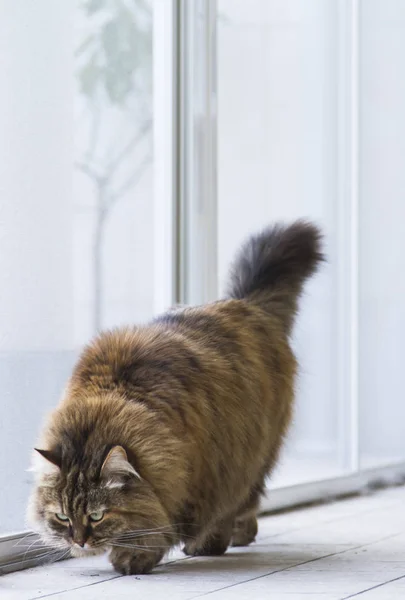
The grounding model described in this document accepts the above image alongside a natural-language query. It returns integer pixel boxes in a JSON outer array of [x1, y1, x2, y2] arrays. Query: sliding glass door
[[217, 0, 344, 487], [359, 0, 405, 470], [0, 0, 166, 537], [215, 0, 405, 496], [1, 0, 405, 567]]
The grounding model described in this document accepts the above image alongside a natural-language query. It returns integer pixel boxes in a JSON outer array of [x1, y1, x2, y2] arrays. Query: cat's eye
[[89, 511, 104, 522], [55, 513, 69, 522]]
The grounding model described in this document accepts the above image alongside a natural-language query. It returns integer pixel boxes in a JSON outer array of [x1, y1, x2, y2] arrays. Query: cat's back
[[68, 298, 293, 407], [156, 299, 295, 381]]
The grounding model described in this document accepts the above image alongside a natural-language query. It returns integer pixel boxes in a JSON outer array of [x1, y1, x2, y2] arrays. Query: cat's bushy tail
[[226, 220, 324, 335]]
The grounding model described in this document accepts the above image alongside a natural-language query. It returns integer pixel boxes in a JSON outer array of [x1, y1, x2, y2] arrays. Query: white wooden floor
[[3, 485, 405, 600]]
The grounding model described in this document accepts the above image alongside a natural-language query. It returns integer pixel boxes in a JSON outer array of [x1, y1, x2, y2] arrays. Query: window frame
[[177, 0, 218, 306]]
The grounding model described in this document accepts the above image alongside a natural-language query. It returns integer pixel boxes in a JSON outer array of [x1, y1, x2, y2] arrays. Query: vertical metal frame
[[178, 0, 218, 306], [336, 0, 360, 473], [153, 0, 179, 313], [348, 0, 360, 473]]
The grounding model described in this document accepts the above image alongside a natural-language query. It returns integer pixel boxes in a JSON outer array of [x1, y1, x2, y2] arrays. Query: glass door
[[2, 0, 405, 572], [217, 0, 346, 486], [0, 0, 174, 539], [213, 0, 405, 497], [359, 0, 405, 470]]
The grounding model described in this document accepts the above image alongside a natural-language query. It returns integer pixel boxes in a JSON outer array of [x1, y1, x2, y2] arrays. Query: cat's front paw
[[110, 547, 164, 575], [182, 540, 197, 556]]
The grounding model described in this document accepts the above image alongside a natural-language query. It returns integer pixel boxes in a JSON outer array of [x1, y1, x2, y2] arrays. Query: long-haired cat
[[28, 221, 323, 574]]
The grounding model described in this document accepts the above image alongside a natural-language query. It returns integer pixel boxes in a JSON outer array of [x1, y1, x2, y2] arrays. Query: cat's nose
[[73, 538, 86, 548]]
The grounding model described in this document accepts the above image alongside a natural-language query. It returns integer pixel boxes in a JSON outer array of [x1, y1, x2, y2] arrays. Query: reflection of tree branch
[[75, 161, 104, 184], [75, 0, 153, 334], [105, 118, 152, 178], [107, 152, 152, 209], [86, 101, 101, 161]]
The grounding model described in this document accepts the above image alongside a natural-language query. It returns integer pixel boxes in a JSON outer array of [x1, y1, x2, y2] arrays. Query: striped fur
[[28, 221, 323, 574]]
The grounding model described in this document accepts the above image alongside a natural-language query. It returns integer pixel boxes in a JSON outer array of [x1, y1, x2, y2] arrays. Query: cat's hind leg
[[231, 492, 260, 547], [183, 517, 233, 557], [231, 511, 258, 547]]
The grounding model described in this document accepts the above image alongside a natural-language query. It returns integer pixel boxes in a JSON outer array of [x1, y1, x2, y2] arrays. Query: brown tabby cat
[[27, 221, 323, 575]]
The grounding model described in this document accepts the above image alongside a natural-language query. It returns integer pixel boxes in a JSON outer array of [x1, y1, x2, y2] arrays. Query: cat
[[27, 221, 323, 575]]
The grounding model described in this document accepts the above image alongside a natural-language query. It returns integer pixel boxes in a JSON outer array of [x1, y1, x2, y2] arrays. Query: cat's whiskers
[[116, 523, 197, 541], [117, 530, 171, 538], [17, 542, 55, 554], [13, 532, 37, 548], [116, 522, 193, 534], [15, 539, 46, 550], [109, 542, 170, 553], [5, 547, 68, 570], [20, 541, 67, 565], [22, 537, 50, 561], [117, 531, 196, 543], [49, 548, 71, 564]]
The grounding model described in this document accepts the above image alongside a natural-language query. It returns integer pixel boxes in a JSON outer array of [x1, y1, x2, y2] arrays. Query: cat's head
[[27, 445, 171, 557]]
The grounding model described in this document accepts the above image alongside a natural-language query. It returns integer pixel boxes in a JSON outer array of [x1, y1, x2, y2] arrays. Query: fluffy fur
[[27, 221, 323, 574]]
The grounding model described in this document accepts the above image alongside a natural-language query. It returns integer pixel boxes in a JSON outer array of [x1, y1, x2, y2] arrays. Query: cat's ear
[[100, 446, 141, 488], [29, 448, 62, 475]]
